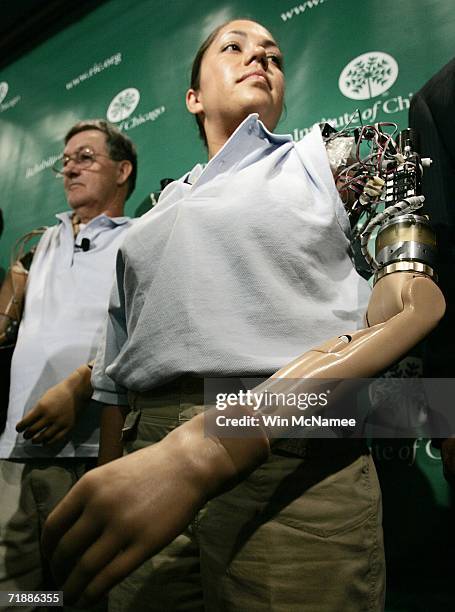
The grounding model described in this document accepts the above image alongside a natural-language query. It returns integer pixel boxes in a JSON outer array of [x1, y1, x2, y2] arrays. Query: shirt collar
[[212, 113, 292, 160], [232, 113, 292, 146], [187, 114, 292, 188], [56, 211, 130, 228], [185, 164, 205, 186]]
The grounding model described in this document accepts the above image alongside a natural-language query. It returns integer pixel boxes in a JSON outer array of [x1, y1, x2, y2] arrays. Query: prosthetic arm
[[0, 228, 46, 347], [298, 122, 444, 375], [42, 122, 445, 605]]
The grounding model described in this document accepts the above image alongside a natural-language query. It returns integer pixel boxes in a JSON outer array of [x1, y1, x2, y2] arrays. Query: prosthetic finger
[[42, 483, 88, 561], [20, 417, 49, 439], [45, 429, 70, 446], [62, 534, 142, 605], [46, 515, 104, 585], [32, 424, 62, 445], [16, 409, 43, 431]]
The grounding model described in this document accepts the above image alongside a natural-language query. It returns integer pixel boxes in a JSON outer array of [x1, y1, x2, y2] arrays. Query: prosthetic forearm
[[0, 260, 28, 346], [0, 227, 47, 347], [204, 271, 445, 475]]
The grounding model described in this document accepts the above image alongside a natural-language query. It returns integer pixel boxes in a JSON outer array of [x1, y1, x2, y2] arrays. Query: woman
[[45, 20, 384, 611]]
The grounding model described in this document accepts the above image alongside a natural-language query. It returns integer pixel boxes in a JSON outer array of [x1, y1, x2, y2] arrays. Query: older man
[[0, 119, 136, 601]]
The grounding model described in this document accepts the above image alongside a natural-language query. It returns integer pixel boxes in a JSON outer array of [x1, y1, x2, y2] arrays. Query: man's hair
[[64, 119, 137, 199]]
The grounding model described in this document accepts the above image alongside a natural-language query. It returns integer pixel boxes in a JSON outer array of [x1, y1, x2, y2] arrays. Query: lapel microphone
[[81, 238, 90, 252]]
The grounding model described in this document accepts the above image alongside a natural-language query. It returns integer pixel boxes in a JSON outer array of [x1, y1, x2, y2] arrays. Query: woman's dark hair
[[190, 23, 227, 147], [64, 119, 137, 199]]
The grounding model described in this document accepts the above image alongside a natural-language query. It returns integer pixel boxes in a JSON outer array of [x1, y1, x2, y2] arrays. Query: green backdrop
[[1, 1, 454, 609]]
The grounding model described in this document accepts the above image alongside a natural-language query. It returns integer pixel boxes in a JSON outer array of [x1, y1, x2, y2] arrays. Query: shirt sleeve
[[91, 248, 129, 405], [294, 126, 351, 240]]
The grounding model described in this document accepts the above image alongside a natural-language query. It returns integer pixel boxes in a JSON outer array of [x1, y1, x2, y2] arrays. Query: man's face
[[193, 20, 285, 133], [62, 130, 121, 219]]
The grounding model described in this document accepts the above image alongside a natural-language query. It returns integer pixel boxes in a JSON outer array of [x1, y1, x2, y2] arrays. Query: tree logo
[[0, 82, 9, 104], [106, 87, 140, 122], [339, 52, 398, 100]]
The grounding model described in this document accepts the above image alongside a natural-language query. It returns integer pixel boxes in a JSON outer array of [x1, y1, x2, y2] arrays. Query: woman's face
[[187, 20, 285, 134]]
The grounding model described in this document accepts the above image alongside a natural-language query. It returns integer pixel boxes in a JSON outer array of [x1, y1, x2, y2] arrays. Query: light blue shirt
[[0, 211, 132, 458], [93, 115, 370, 404]]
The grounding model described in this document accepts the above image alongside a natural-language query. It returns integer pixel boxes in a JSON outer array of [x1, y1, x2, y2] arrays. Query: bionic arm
[[230, 122, 445, 434], [278, 122, 445, 380], [42, 122, 445, 605]]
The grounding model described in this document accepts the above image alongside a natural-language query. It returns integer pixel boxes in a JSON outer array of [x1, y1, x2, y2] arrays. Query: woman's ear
[[186, 88, 204, 115]]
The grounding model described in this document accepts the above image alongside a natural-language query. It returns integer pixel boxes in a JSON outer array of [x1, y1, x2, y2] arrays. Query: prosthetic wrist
[[65, 363, 94, 405], [164, 406, 270, 501]]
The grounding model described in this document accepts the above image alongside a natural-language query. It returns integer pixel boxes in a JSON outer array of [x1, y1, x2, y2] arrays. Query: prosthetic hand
[[42, 408, 269, 604], [42, 124, 446, 605], [16, 364, 93, 446]]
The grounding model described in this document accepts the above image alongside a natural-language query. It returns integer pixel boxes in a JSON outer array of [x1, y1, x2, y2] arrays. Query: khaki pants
[[0, 458, 101, 612], [110, 380, 385, 612]]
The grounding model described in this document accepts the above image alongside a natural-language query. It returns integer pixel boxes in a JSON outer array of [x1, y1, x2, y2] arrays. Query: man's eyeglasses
[[52, 147, 111, 176]]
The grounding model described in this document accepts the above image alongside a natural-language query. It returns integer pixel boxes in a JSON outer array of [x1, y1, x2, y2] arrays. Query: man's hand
[[441, 438, 455, 488], [16, 364, 92, 446], [42, 409, 269, 606]]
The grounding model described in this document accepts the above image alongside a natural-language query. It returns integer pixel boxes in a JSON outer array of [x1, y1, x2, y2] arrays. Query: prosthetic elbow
[[317, 121, 445, 359]]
